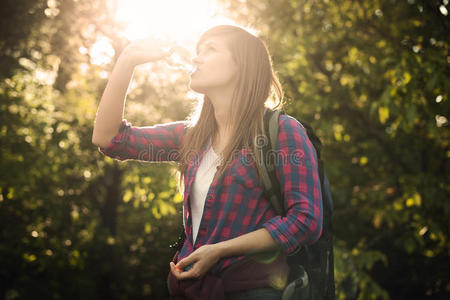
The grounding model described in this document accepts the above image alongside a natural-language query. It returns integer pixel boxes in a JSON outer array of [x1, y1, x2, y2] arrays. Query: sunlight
[[112, 0, 231, 43], [85, 0, 248, 67]]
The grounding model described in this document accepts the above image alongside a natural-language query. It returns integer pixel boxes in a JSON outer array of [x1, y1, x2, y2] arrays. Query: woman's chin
[[189, 81, 207, 94]]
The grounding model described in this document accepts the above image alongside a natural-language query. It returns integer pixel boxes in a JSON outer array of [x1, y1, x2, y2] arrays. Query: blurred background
[[0, 0, 448, 299]]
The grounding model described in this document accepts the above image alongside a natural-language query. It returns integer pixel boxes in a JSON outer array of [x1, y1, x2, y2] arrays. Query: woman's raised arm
[[91, 38, 173, 148]]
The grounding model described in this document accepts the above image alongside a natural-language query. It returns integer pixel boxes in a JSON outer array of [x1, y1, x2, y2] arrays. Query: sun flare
[[112, 0, 231, 43], [89, 1, 243, 69]]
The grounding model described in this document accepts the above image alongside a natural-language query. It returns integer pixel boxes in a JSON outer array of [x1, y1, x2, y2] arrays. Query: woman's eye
[[202, 46, 215, 54], [197, 45, 217, 57]]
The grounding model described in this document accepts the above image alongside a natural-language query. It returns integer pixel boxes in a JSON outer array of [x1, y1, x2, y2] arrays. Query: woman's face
[[189, 36, 238, 95]]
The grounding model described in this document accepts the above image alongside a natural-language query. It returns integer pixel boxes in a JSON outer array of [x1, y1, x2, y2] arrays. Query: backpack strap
[[259, 109, 285, 217]]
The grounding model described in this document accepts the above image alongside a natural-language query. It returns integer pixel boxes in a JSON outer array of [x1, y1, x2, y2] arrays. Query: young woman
[[92, 25, 322, 300]]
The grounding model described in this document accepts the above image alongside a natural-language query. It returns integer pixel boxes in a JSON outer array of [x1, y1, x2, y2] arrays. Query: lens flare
[[112, 0, 230, 43]]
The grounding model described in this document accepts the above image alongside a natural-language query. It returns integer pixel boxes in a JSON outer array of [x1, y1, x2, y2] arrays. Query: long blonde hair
[[178, 25, 284, 192]]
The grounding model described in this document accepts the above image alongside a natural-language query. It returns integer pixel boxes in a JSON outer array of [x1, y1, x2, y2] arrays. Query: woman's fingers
[[175, 254, 196, 271], [170, 261, 200, 280], [120, 37, 176, 66], [170, 262, 181, 274], [170, 252, 204, 280]]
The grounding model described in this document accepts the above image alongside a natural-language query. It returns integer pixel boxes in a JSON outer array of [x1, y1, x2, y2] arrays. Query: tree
[[221, 0, 449, 298], [0, 0, 192, 299]]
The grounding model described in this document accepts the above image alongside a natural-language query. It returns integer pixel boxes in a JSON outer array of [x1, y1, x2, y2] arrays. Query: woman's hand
[[170, 244, 222, 280], [119, 37, 173, 67]]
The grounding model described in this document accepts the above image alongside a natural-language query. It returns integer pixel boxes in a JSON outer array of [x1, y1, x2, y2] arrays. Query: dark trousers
[[225, 287, 282, 300]]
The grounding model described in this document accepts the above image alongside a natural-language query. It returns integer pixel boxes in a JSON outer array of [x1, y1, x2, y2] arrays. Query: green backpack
[[259, 109, 335, 300]]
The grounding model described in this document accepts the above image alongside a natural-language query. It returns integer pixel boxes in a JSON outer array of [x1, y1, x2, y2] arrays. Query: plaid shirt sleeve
[[262, 115, 323, 255], [98, 119, 187, 162]]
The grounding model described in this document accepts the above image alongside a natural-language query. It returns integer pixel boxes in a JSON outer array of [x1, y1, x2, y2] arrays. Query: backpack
[[259, 109, 335, 300]]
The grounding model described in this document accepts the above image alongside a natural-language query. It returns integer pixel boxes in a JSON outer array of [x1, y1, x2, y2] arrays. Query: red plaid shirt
[[99, 114, 323, 274]]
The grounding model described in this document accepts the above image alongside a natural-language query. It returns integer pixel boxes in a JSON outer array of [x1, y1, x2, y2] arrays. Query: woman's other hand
[[170, 244, 222, 280]]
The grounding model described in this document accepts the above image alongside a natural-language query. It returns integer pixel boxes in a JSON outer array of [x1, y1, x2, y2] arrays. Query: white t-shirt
[[191, 140, 223, 244]]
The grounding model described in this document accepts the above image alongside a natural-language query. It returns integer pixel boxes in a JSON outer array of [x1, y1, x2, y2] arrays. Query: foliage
[[222, 0, 449, 298], [0, 0, 191, 299]]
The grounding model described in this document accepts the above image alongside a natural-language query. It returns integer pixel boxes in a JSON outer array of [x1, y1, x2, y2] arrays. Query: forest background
[[0, 0, 448, 299]]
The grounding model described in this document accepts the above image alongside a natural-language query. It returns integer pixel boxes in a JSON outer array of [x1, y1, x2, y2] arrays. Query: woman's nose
[[192, 55, 202, 66]]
